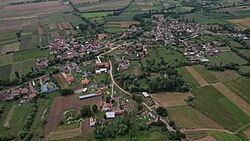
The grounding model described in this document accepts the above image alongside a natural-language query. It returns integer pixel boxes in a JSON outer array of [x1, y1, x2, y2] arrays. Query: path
[[212, 82, 250, 117]]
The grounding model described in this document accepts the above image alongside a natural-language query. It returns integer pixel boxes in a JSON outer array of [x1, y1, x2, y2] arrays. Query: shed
[[142, 92, 149, 97], [106, 112, 115, 118]]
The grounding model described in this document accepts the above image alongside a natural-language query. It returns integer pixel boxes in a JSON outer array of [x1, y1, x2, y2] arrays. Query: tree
[[61, 89, 74, 96], [14, 71, 20, 79], [81, 105, 92, 117], [156, 107, 168, 117], [92, 104, 98, 113], [137, 103, 143, 111]]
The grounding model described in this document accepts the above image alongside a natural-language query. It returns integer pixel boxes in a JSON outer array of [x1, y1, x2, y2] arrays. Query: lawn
[[193, 65, 219, 84], [208, 52, 247, 65], [13, 48, 49, 62], [193, 85, 250, 131], [224, 77, 250, 105], [177, 67, 200, 89]]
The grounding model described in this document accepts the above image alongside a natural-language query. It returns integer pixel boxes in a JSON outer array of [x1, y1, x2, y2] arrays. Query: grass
[[0, 53, 13, 65], [193, 65, 219, 84], [208, 52, 247, 65], [239, 66, 250, 73], [210, 131, 243, 141], [193, 85, 250, 132], [173, 6, 193, 13], [105, 25, 126, 33], [224, 77, 250, 105], [0, 63, 12, 80], [177, 67, 200, 89], [13, 48, 48, 62], [10, 59, 36, 80], [82, 12, 113, 19], [239, 49, 250, 57]]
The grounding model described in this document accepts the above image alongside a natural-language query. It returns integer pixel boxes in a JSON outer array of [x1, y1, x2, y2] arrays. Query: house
[[28, 93, 37, 100], [103, 103, 113, 111], [59, 66, 68, 72], [96, 62, 110, 69], [95, 68, 107, 74], [106, 112, 115, 118], [82, 78, 90, 85], [20, 88, 29, 94], [89, 117, 96, 127], [142, 92, 149, 97], [95, 89, 103, 95]]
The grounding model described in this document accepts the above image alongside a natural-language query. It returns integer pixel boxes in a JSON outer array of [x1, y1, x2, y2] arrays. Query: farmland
[[208, 52, 247, 65]]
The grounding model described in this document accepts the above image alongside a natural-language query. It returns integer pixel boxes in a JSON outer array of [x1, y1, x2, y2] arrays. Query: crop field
[[173, 6, 193, 13], [44, 95, 102, 136], [0, 1, 71, 19], [10, 59, 36, 80], [82, 12, 113, 19], [184, 131, 209, 140], [104, 25, 126, 33], [239, 66, 250, 73], [185, 66, 209, 87], [228, 18, 250, 29], [0, 64, 12, 80], [13, 48, 48, 62], [0, 53, 13, 65], [193, 85, 250, 131], [151, 92, 192, 107], [177, 67, 200, 89], [193, 65, 219, 84], [106, 21, 140, 28], [239, 49, 250, 57], [71, 0, 98, 4], [78, 0, 131, 12], [168, 106, 222, 129], [208, 52, 247, 65], [0, 42, 20, 55], [212, 70, 239, 82], [209, 131, 243, 141], [224, 77, 250, 105]]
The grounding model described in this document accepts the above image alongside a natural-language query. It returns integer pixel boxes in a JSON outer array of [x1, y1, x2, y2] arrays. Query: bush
[[156, 107, 168, 117]]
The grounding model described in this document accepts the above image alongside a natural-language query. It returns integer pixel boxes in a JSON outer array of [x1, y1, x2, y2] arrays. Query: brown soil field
[[0, 1, 71, 19], [151, 92, 192, 107], [81, 118, 95, 135], [228, 18, 250, 28], [185, 66, 208, 87], [78, 0, 130, 11], [212, 82, 250, 116], [43, 95, 102, 136], [3, 105, 16, 128], [168, 106, 222, 129], [49, 23, 57, 30], [107, 22, 140, 28], [212, 70, 239, 82], [195, 135, 216, 141], [244, 129, 250, 140], [71, 0, 98, 4], [53, 73, 69, 89], [98, 33, 107, 40], [61, 22, 71, 30]]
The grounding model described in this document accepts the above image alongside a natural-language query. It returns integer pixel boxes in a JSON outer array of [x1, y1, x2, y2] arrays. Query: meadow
[[208, 52, 247, 65], [192, 65, 219, 84]]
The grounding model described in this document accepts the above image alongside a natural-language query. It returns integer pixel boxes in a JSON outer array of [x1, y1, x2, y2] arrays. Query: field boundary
[[185, 66, 208, 87]]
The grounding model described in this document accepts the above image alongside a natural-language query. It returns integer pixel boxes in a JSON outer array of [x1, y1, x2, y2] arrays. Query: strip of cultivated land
[[185, 66, 208, 87], [212, 82, 250, 117]]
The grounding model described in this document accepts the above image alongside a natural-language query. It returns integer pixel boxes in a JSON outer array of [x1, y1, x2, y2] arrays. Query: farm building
[[106, 112, 115, 118], [79, 93, 97, 100], [96, 62, 110, 69], [142, 92, 149, 97], [41, 85, 49, 93]]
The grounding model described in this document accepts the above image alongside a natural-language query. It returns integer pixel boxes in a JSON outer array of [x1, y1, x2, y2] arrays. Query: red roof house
[[82, 78, 90, 85], [28, 93, 37, 100]]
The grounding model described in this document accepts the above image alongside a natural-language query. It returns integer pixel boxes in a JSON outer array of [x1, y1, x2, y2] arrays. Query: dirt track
[[212, 82, 250, 117], [185, 66, 208, 87]]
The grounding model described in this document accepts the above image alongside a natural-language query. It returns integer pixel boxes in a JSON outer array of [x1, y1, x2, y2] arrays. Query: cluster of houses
[[35, 57, 49, 69], [0, 75, 58, 101], [47, 37, 105, 61]]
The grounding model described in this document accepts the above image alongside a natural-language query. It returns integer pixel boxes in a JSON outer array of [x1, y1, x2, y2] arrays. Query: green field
[[193, 85, 250, 131], [10, 59, 36, 80], [224, 77, 250, 105], [239, 66, 250, 73], [104, 25, 126, 33], [0, 53, 13, 65], [193, 65, 219, 84], [82, 12, 113, 19], [0, 63, 12, 80], [173, 6, 193, 13], [208, 52, 247, 65], [239, 49, 250, 57], [13, 48, 48, 62], [177, 67, 200, 89], [210, 131, 243, 141]]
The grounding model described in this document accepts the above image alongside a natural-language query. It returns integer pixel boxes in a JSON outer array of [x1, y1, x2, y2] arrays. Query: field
[[13, 48, 48, 62], [228, 18, 250, 29], [173, 6, 193, 13], [0, 53, 13, 65], [151, 92, 192, 107], [10, 59, 36, 80], [208, 52, 247, 65], [44, 95, 102, 136], [82, 12, 113, 19], [212, 70, 239, 82], [0, 64, 12, 80], [209, 131, 243, 141], [177, 67, 200, 89], [0, 1, 71, 19], [106, 21, 140, 28], [185, 66, 208, 87], [193, 65, 219, 84], [224, 77, 250, 105], [192, 85, 250, 131], [239, 66, 250, 73], [239, 49, 250, 57], [168, 106, 222, 129], [78, 0, 131, 12]]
